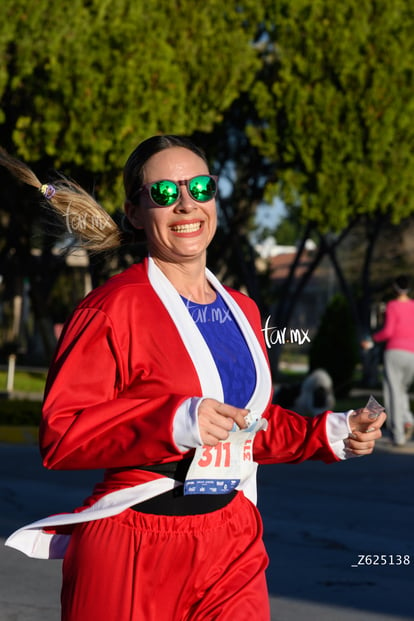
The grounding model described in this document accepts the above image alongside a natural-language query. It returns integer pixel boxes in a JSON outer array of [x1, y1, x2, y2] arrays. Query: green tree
[[0, 0, 265, 360], [0, 0, 264, 204], [309, 294, 359, 397], [250, 0, 414, 229], [245, 0, 414, 368]]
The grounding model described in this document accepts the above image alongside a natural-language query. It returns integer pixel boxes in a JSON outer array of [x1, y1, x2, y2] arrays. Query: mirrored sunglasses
[[139, 175, 218, 207]]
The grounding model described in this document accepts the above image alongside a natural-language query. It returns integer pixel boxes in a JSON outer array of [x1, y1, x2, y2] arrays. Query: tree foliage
[[0, 0, 263, 206], [239, 0, 414, 375], [2, 0, 414, 375], [309, 294, 359, 397], [249, 0, 414, 230], [0, 0, 264, 361]]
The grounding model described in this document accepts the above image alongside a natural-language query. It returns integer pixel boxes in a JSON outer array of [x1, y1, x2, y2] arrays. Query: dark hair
[[124, 135, 208, 203], [0, 135, 207, 252], [394, 275, 410, 292]]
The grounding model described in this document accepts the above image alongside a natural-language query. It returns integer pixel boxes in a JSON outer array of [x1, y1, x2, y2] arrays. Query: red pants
[[61, 491, 270, 621]]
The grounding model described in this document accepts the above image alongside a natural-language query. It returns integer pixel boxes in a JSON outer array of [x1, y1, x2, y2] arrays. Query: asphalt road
[[0, 439, 413, 621]]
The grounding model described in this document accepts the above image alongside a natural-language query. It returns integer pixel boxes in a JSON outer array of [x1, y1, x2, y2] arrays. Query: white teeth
[[171, 222, 202, 233]]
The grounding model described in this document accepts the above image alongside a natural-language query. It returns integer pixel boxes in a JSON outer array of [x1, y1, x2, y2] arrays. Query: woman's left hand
[[345, 408, 387, 455]]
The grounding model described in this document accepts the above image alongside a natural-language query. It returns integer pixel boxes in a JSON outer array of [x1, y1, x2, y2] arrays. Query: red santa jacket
[[6, 257, 339, 559], [40, 257, 335, 471]]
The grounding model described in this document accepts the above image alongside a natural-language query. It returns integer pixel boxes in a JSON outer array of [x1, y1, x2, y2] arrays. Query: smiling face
[[126, 146, 217, 266]]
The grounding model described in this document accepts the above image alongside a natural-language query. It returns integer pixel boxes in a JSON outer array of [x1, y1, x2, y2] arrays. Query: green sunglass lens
[[150, 180, 179, 206], [189, 176, 216, 202]]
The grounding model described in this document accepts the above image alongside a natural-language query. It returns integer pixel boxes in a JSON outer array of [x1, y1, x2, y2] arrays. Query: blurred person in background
[[363, 275, 414, 447]]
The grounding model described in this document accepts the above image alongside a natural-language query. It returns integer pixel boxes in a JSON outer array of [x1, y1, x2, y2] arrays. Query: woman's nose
[[174, 184, 195, 212]]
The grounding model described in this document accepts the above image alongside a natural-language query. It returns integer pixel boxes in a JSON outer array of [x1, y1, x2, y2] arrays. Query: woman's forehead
[[142, 147, 209, 182]]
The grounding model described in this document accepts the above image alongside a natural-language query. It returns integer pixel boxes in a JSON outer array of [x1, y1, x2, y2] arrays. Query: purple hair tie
[[39, 184, 56, 199]]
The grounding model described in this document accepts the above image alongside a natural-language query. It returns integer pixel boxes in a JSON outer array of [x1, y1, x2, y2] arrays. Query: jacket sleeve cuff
[[326, 410, 359, 460], [172, 397, 204, 451]]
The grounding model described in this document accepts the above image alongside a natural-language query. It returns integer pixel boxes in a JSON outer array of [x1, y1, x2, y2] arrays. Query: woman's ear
[[124, 200, 144, 230]]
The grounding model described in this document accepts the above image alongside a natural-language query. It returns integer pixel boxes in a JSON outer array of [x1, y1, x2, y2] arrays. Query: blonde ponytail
[[0, 148, 122, 252]]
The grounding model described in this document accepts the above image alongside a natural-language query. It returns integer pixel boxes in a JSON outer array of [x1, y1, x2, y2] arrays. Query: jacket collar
[[147, 256, 272, 417]]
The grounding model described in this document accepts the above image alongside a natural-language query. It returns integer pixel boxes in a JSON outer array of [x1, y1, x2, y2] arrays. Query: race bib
[[184, 418, 267, 495]]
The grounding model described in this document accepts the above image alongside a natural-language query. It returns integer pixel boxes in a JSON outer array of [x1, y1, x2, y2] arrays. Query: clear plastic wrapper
[[365, 395, 385, 419]]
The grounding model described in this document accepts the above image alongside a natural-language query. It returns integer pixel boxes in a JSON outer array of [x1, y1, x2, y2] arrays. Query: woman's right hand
[[198, 398, 249, 446]]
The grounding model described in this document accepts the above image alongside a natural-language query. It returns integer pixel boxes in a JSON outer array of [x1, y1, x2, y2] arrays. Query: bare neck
[[152, 257, 216, 304]]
